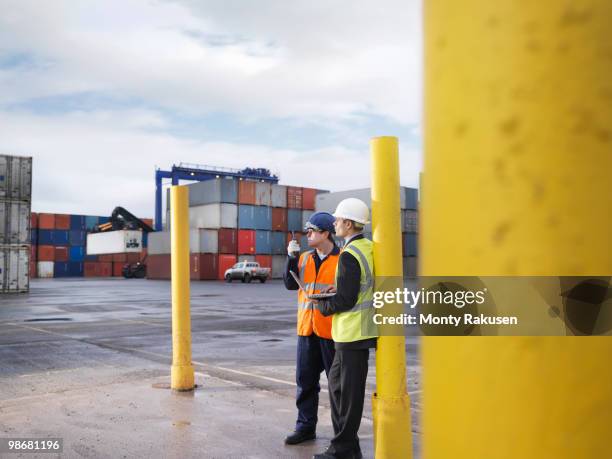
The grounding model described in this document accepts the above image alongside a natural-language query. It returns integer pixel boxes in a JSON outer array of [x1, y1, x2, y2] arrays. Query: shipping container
[[271, 231, 286, 255], [99, 254, 114, 262], [146, 255, 171, 279], [195, 229, 218, 253], [403, 232, 418, 257], [30, 228, 37, 244], [255, 255, 272, 269], [54, 246, 69, 262], [271, 255, 286, 279], [255, 182, 271, 206], [218, 228, 237, 254], [238, 205, 257, 230], [238, 255, 256, 263], [148, 229, 219, 255], [402, 210, 418, 233], [188, 178, 238, 207], [30, 259, 37, 278], [0, 246, 29, 292], [52, 230, 69, 245], [403, 257, 418, 278], [37, 245, 55, 262], [238, 180, 257, 205], [287, 209, 302, 232], [99, 262, 112, 277], [112, 253, 127, 263], [30, 244, 37, 262], [54, 262, 70, 278], [54, 214, 71, 230], [301, 210, 314, 230], [68, 261, 84, 277], [86, 230, 143, 255], [126, 253, 140, 264], [0, 155, 32, 201], [218, 254, 237, 280], [302, 188, 317, 210], [0, 200, 30, 244], [197, 253, 218, 280], [38, 229, 53, 245], [255, 230, 272, 254], [69, 246, 85, 262], [31, 212, 38, 229], [287, 186, 303, 209], [112, 262, 124, 277], [189, 204, 237, 229], [270, 184, 287, 208], [84, 262, 98, 277], [238, 229, 256, 255], [85, 216, 99, 230], [271, 208, 288, 231], [70, 215, 86, 231], [38, 213, 55, 230], [37, 261, 54, 279], [69, 230, 85, 246], [147, 231, 170, 255], [315, 187, 418, 213], [405, 188, 418, 210]]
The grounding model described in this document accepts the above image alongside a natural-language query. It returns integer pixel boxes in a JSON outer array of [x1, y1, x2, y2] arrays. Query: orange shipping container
[[38, 213, 55, 230], [30, 245, 37, 262], [112, 262, 124, 277], [127, 253, 140, 263], [301, 188, 317, 210], [99, 262, 112, 277], [99, 254, 113, 262], [30, 261, 37, 279], [147, 254, 171, 279], [112, 253, 127, 263], [255, 255, 272, 269], [54, 214, 71, 230], [287, 186, 303, 209], [238, 181, 257, 205], [84, 262, 99, 277], [55, 246, 69, 262], [37, 245, 55, 262], [238, 230, 256, 254], [218, 254, 237, 280], [31, 213, 38, 229]]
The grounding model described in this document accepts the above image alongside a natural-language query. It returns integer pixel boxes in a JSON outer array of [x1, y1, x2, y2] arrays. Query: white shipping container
[[197, 229, 219, 253], [0, 200, 30, 244], [271, 255, 286, 279], [315, 187, 417, 213], [1, 246, 29, 292], [86, 230, 143, 255], [149, 229, 219, 255], [255, 182, 271, 206], [189, 204, 237, 229], [270, 185, 287, 208], [0, 154, 32, 201], [37, 261, 54, 279], [238, 255, 256, 263]]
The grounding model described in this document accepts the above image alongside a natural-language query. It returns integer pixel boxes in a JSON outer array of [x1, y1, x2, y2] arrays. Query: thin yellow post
[[170, 185, 195, 391], [371, 136, 413, 458], [422, 1, 612, 458]]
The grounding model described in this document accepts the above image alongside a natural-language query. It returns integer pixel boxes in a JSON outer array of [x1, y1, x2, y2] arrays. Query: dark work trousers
[[295, 334, 336, 432], [327, 349, 370, 456]]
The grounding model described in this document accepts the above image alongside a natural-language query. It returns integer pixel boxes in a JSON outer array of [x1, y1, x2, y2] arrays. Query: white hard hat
[[333, 198, 370, 225]]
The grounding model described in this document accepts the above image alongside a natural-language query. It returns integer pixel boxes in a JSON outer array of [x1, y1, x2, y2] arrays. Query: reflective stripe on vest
[[331, 237, 378, 343]]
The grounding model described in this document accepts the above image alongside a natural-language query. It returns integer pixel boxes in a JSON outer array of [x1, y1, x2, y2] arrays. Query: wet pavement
[[0, 279, 421, 458]]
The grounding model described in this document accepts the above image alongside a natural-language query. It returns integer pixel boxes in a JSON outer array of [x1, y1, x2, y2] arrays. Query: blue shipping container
[[142, 232, 148, 248], [98, 216, 110, 224], [271, 232, 286, 255], [38, 229, 54, 245], [254, 206, 272, 230], [404, 232, 418, 256], [69, 246, 85, 262], [85, 215, 99, 230], [68, 262, 84, 276], [287, 209, 302, 232], [70, 215, 86, 230], [238, 205, 257, 230], [255, 231, 272, 254], [31, 228, 38, 244], [69, 230, 85, 246], [54, 262, 70, 278], [405, 188, 418, 210], [52, 230, 69, 245]]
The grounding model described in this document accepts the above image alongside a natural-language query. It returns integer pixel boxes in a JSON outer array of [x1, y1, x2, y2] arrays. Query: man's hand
[[321, 286, 337, 294], [287, 240, 301, 257]]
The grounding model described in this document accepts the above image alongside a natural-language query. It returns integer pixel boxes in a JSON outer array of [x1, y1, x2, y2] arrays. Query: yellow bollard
[[170, 185, 195, 391], [371, 136, 413, 458], [422, 1, 612, 458]]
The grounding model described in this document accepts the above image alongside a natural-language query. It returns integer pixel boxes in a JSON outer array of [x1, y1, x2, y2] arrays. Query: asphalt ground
[[0, 279, 421, 458]]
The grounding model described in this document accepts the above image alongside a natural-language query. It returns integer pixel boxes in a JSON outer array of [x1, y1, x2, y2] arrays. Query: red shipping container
[[31, 245, 37, 262], [140, 249, 148, 262], [238, 230, 256, 254], [127, 253, 140, 263], [99, 262, 112, 277], [302, 188, 317, 210], [238, 180, 257, 205], [31, 213, 38, 229], [218, 254, 237, 280], [147, 254, 171, 279], [199, 253, 218, 280], [54, 214, 71, 230], [271, 208, 288, 231], [287, 186, 303, 209], [218, 228, 237, 254], [112, 253, 127, 263], [141, 218, 153, 227], [84, 262, 99, 277], [55, 246, 69, 262], [112, 262, 124, 277], [190, 254, 200, 280], [30, 261, 37, 279], [98, 254, 113, 262], [38, 213, 55, 230], [38, 245, 55, 262], [255, 255, 272, 269]]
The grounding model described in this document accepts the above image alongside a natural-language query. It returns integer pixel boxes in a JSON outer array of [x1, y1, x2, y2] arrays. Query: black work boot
[[284, 430, 316, 445]]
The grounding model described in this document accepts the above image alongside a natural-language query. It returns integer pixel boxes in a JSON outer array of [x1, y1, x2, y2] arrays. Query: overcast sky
[[1, 0, 423, 219]]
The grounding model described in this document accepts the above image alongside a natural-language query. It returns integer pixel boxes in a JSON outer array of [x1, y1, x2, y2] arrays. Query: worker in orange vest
[[283, 211, 339, 445]]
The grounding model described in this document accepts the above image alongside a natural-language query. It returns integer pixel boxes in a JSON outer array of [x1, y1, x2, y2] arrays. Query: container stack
[[315, 187, 419, 278], [0, 155, 32, 293], [31, 213, 151, 279], [151, 179, 325, 280]]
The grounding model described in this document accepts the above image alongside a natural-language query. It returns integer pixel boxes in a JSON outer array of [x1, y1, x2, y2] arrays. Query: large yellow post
[[371, 136, 413, 458], [170, 185, 195, 391], [422, 2, 612, 458]]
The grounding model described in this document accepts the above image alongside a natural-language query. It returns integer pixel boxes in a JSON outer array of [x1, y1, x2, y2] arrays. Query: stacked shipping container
[[0, 155, 32, 292], [152, 179, 325, 280]]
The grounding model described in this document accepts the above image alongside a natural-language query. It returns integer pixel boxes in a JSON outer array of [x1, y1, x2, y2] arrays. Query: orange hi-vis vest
[[297, 250, 338, 339]]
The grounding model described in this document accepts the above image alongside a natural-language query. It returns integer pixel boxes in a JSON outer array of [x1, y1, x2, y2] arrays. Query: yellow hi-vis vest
[[332, 237, 378, 343]]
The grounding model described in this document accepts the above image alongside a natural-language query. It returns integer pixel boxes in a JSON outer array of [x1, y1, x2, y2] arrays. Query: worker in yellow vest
[[283, 212, 340, 445], [312, 198, 376, 459]]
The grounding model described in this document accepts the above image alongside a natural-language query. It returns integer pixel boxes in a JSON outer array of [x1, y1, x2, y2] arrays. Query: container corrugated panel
[[271, 255, 285, 279], [254, 206, 272, 230], [55, 246, 69, 262], [1, 246, 29, 292], [30, 228, 37, 244], [403, 232, 418, 256], [287, 186, 303, 209], [238, 181, 257, 205], [404, 188, 418, 210], [239, 255, 256, 263], [30, 259, 37, 278], [0, 200, 30, 244], [188, 178, 238, 207], [255, 230, 272, 254], [69, 246, 85, 262], [271, 208, 287, 231], [270, 185, 287, 208], [197, 229, 219, 254], [301, 210, 314, 230], [30, 244, 36, 262], [38, 230, 53, 245], [52, 230, 69, 246], [218, 228, 237, 254], [38, 213, 55, 230], [255, 182, 271, 206], [238, 230, 256, 254], [218, 254, 237, 280], [112, 262, 124, 277], [148, 231, 170, 255], [238, 205, 257, 230], [255, 255, 272, 269], [198, 253, 218, 280], [271, 231, 286, 255], [402, 210, 418, 233], [86, 230, 142, 255], [54, 262, 70, 278], [70, 215, 86, 230], [403, 257, 418, 278], [31, 212, 38, 229], [37, 261, 54, 278], [54, 214, 71, 230], [189, 204, 237, 229], [68, 262, 84, 276], [69, 230, 85, 246], [287, 209, 302, 232], [302, 188, 317, 210], [38, 245, 54, 262], [0, 155, 32, 201], [113, 253, 127, 262], [85, 215, 99, 230], [99, 262, 112, 277]]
